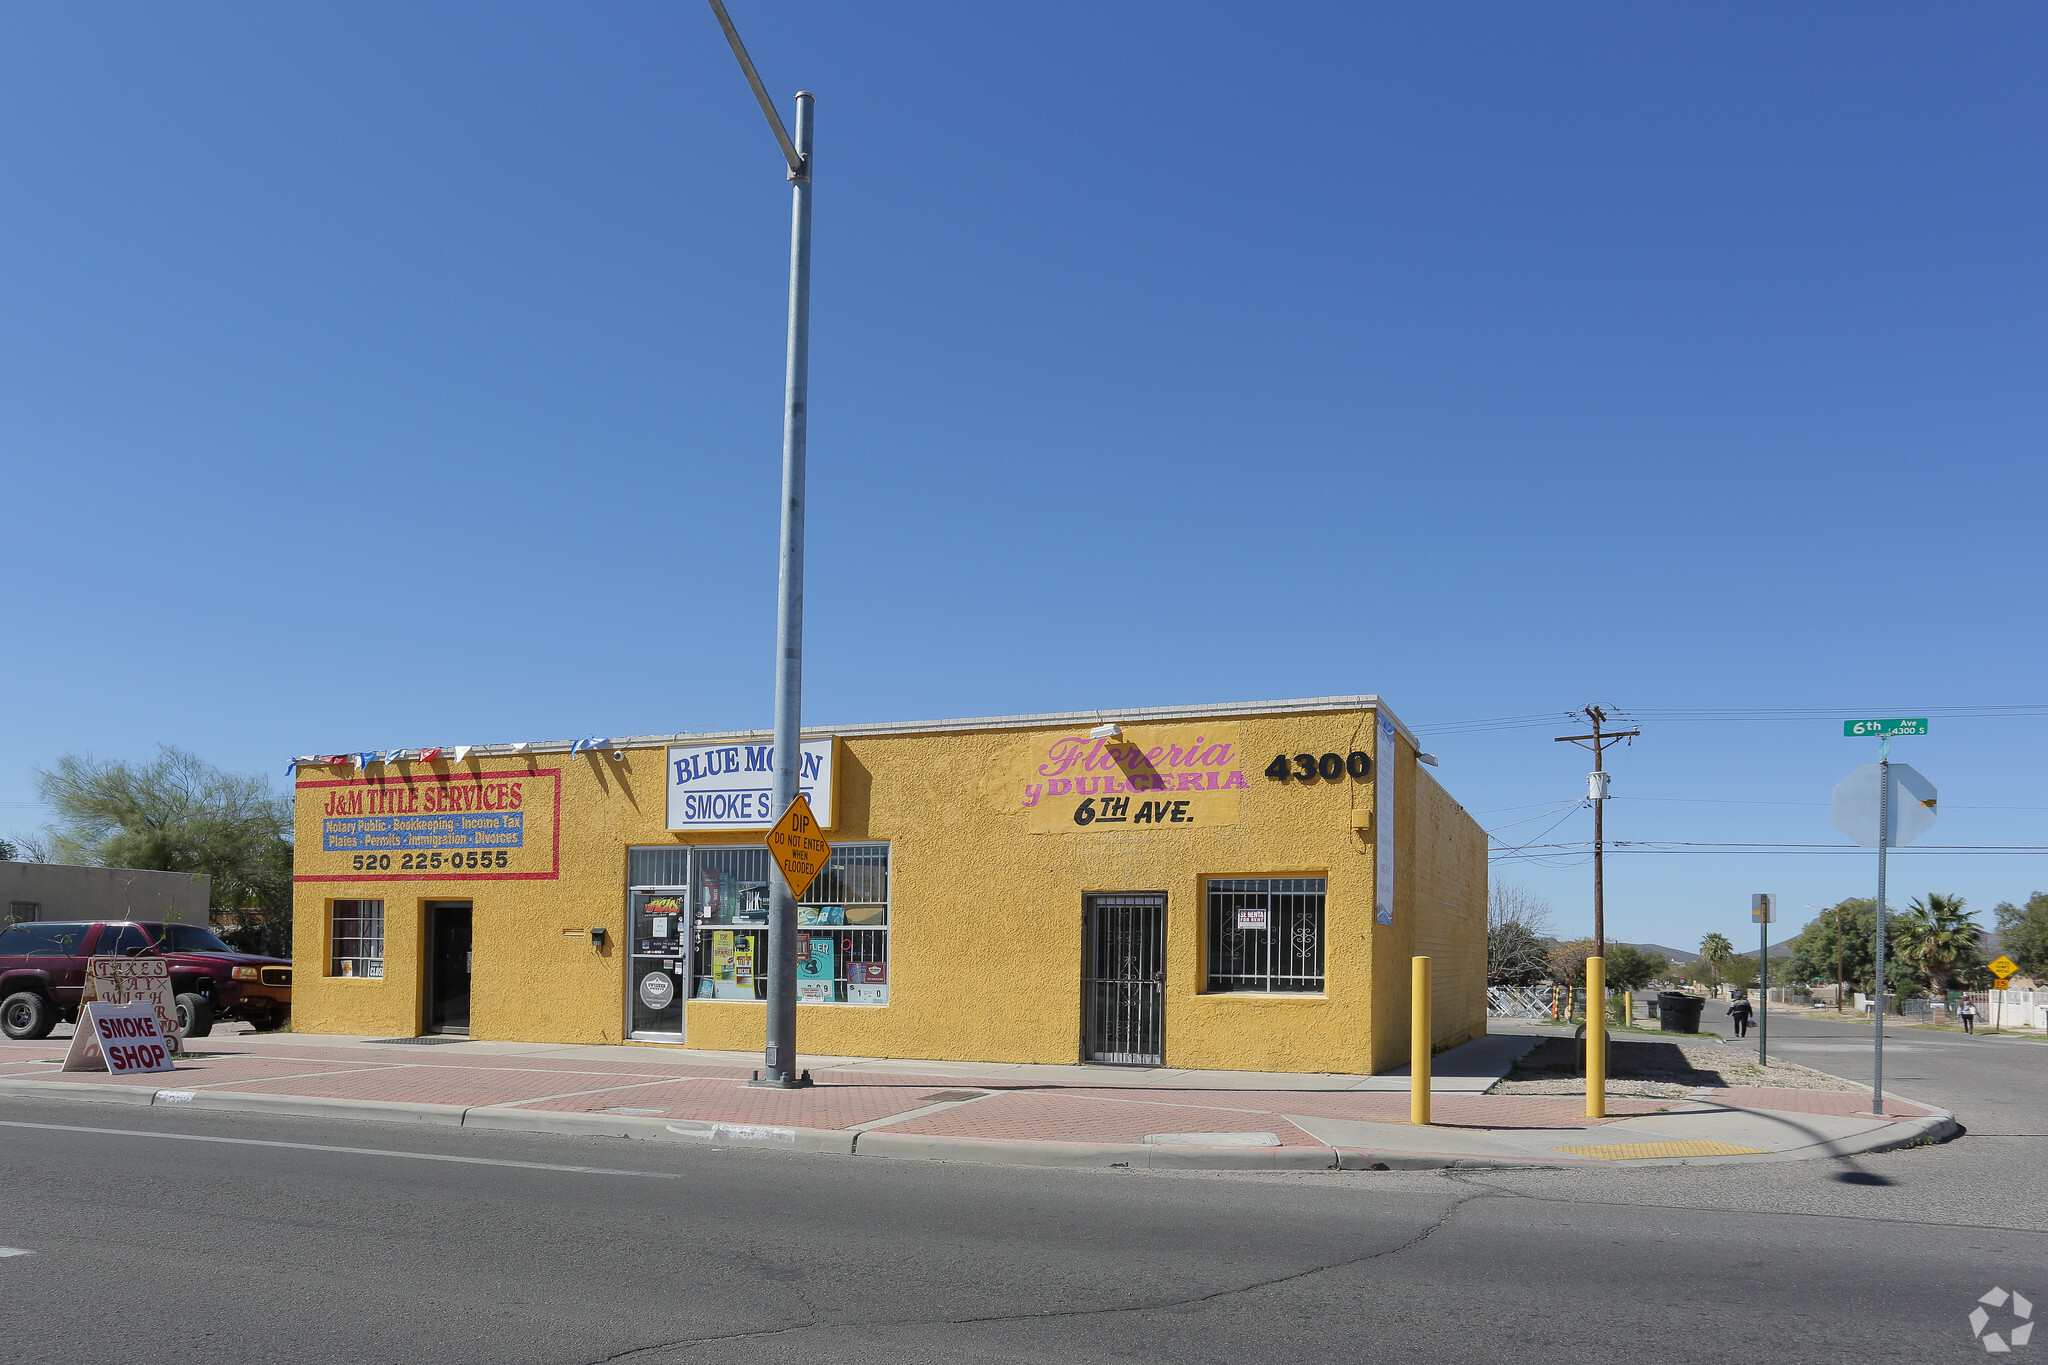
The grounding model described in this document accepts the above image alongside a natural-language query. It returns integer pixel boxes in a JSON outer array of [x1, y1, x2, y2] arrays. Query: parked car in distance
[[0, 920, 291, 1041]]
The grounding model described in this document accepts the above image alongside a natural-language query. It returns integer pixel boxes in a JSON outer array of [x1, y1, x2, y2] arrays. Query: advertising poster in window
[[991, 724, 1246, 833], [849, 960, 887, 1006], [796, 933, 836, 1003], [296, 768, 561, 883], [666, 738, 836, 831]]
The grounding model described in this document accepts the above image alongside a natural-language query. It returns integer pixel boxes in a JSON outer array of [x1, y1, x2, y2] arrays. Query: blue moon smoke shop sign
[[666, 738, 837, 831]]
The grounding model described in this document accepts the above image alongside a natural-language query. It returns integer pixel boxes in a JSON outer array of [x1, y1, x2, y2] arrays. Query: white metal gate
[[1083, 894, 1165, 1065]]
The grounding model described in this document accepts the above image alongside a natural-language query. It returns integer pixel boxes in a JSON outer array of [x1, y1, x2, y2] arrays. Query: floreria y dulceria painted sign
[[996, 724, 1246, 832]]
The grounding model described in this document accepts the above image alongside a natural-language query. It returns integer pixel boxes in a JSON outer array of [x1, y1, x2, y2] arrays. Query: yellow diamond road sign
[[1987, 955, 2019, 980], [767, 793, 831, 899]]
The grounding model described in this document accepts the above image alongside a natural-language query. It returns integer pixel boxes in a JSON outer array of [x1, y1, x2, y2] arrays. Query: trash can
[[1658, 991, 1704, 1034]]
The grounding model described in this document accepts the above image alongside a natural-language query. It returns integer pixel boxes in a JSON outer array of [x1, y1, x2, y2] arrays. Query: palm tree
[[1896, 893, 1980, 998], [1699, 932, 1735, 987]]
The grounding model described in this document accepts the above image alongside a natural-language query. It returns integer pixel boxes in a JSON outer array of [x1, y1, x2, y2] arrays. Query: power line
[[1484, 799, 1588, 834], [1491, 840, 2048, 860], [1415, 702, 2048, 736]]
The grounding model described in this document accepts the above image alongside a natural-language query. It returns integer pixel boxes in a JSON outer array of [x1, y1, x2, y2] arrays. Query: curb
[[0, 1076, 1951, 1173]]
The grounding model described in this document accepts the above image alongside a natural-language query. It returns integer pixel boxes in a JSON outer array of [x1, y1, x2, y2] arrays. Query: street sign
[[1844, 718, 1928, 737], [1831, 763, 1938, 848], [766, 792, 831, 899], [1987, 955, 2019, 980], [1751, 893, 1777, 924]]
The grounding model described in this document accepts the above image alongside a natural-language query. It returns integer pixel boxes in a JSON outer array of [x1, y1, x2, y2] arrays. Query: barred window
[[1205, 877, 1326, 992], [688, 843, 890, 1006], [626, 843, 890, 1035], [331, 900, 385, 979]]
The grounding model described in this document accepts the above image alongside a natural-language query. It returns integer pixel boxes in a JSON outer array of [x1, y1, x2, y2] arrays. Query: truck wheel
[[175, 993, 215, 1039], [1, 991, 56, 1042]]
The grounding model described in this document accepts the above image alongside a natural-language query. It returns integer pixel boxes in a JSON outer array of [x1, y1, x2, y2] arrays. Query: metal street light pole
[[1872, 745, 1890, 1116], [706, 0, 814, 1089]]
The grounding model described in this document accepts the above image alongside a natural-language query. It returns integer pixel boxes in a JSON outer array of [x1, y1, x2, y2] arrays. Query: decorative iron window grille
[[1205, 877, 1325, 992]]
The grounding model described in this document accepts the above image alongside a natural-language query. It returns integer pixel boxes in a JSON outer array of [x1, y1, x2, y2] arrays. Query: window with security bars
[[330, 900, 385, 979], [1205, 878, 1326, 992], [627, 843, 889, 1006]]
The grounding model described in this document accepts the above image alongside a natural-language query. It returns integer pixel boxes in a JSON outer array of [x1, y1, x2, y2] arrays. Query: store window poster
[[797, 934, 836, 983], [709, 929, 752, 1001]]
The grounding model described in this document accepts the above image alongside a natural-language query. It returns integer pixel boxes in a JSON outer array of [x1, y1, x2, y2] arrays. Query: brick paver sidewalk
[[0, 1035, 1702, 1146]]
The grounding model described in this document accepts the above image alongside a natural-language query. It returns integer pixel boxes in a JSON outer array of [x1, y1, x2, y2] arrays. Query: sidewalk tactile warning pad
[[1548, 1139, 1768, 1160]]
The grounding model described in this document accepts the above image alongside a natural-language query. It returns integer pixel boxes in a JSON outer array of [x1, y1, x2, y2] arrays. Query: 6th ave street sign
[[1844, 718, 1929, 737]]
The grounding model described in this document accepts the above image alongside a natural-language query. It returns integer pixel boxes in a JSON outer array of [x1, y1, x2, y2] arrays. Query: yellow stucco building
[[290, 695, 1486, 1075]]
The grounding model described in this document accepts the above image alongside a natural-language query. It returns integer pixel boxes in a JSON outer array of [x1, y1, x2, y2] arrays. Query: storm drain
[[366, 1037, 469, 1045]]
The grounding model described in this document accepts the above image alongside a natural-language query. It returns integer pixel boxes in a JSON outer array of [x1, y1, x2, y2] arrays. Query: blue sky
[[4, 2, 2043, 949]]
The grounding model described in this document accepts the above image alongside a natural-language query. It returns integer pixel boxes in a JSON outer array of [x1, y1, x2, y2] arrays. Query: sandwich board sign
[[85, 956, 182, 1054], [63, 1000, 176, 1075]]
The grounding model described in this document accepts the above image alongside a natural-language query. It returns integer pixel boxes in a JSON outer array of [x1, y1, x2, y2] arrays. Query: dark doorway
[[426, 902, 473, 1035], [1082, 894, 1165, 1065]]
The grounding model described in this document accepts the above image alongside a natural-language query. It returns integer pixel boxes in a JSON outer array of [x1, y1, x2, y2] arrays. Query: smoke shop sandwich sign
[[996, 723, 1248, 833]]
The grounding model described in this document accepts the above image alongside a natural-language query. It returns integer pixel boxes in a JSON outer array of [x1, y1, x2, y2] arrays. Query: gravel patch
[[1489, 1034, 1861, 1097]]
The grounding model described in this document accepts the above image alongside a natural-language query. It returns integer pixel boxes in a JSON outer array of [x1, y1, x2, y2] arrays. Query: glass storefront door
[[628, 889, 689, 1039]]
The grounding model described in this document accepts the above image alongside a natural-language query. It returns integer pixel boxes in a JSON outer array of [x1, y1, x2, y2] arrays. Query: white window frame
[[330, 899, 386, 979]]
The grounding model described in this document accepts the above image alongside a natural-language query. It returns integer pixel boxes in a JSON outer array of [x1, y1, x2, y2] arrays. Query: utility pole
[[707, 0, 815, 1089], [1554, 706, 1639, 958]]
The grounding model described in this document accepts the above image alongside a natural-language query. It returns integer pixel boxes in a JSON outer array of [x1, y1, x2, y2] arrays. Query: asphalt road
[[1, 1059, 2042, 1365]]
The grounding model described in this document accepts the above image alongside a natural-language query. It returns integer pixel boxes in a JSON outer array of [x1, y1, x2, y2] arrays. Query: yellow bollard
[[1586, 956, 1606, 1119], [1411, 956, 1431, 1125]]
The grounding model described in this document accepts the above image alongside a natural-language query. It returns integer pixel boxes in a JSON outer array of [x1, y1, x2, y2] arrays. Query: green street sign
[[1843, 718, 1928, 737]]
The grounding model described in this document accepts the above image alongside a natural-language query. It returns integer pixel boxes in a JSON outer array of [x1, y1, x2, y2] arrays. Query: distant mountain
[[1620, 941, 1705, 963]]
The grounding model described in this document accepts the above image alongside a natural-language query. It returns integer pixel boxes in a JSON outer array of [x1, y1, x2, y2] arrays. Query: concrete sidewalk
[[0, 1029, 1954, 1171]]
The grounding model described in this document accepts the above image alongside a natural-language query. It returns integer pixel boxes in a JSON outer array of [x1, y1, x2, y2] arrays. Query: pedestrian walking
[[1727, 995, 1754, 1039], [1958, 998, 1976, 1035]]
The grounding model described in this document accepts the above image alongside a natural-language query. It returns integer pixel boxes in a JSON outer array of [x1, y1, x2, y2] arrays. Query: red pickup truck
[[0, 920, 292, 1041]]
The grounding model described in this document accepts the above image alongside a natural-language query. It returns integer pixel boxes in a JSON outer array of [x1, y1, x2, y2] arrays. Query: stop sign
[[1831, 763, 1938, 848]]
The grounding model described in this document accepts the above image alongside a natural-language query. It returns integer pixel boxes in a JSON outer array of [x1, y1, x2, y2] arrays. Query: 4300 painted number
[[1264, 751, 1371, 782]]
